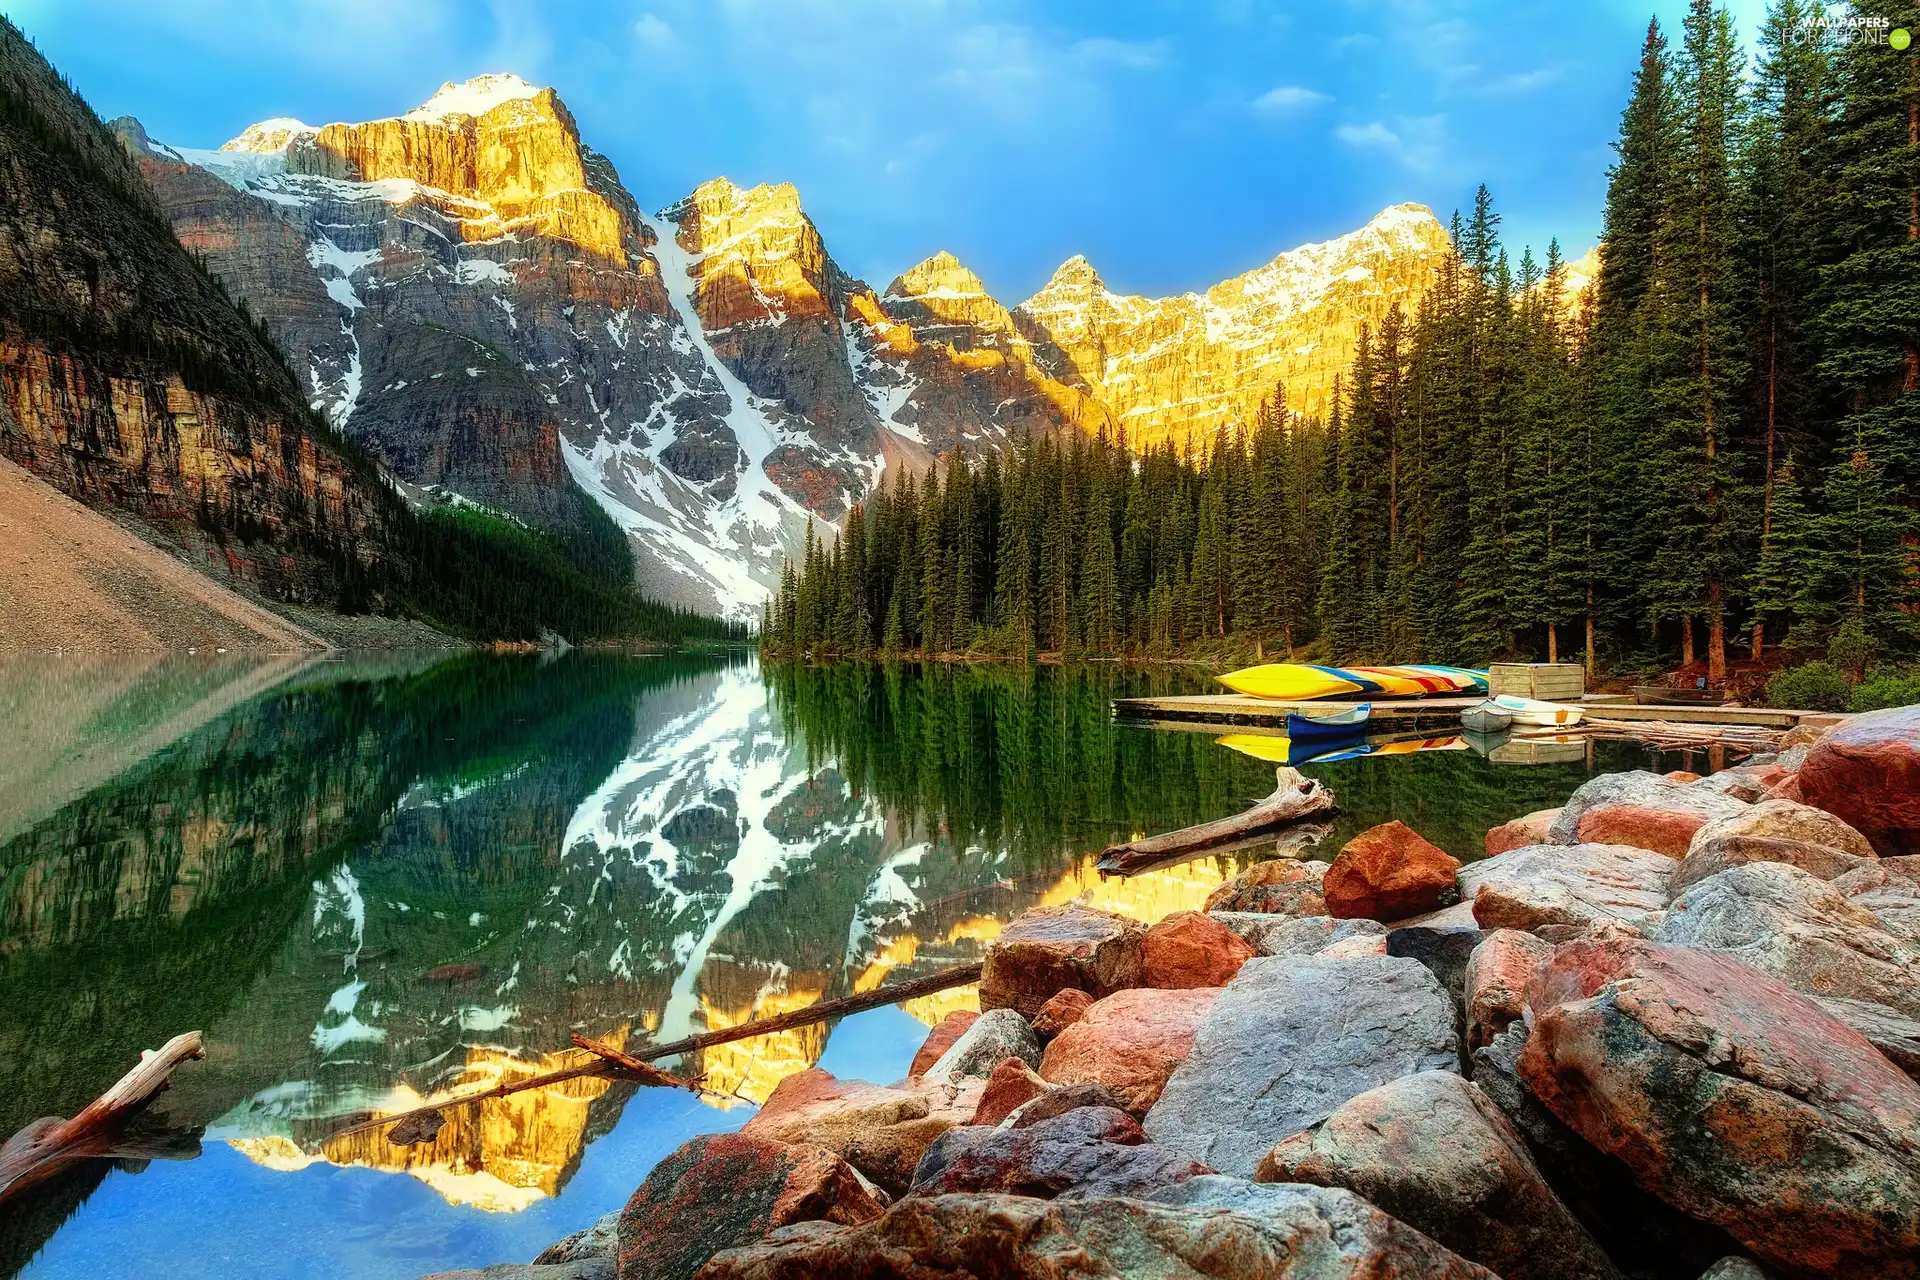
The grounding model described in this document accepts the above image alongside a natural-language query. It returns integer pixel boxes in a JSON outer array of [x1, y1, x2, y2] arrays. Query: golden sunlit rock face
[[1013, 204, 1456, 444], [283, 82, 633, 264], [253, 1038, 632, 1212]]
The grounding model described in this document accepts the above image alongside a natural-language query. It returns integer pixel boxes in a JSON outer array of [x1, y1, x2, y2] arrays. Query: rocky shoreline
[[424, 707, 1920, 1280]]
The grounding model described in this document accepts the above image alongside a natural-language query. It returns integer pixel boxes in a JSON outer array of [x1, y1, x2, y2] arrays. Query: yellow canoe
[[1218, 663, 1487, 700]]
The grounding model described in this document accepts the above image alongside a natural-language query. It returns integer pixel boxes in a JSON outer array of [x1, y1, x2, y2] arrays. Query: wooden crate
[[1488, 663, 1585, 701]]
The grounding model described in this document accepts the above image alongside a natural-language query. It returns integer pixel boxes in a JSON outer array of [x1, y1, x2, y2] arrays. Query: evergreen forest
[[764, 0, 1920, 684]]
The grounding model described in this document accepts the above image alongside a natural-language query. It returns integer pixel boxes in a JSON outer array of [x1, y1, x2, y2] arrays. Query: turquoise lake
[[0, 653, 1704, 1279]]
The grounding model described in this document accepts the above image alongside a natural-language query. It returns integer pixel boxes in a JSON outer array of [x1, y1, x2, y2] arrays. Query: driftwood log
[[0, 1031, 205, 1205], [330, 959, 986, 1144], [1097, 767, 1337, 875]]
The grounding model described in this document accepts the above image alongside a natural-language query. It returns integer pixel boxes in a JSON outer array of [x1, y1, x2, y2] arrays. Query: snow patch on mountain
[[403, 74, 542, 124]]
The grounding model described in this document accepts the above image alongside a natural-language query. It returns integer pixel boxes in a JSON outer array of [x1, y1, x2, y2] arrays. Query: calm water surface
[[0, 653, 1697, 1278]]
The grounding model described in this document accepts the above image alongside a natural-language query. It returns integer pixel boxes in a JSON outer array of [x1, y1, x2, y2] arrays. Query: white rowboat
[[1491, 694, 1584, 728]]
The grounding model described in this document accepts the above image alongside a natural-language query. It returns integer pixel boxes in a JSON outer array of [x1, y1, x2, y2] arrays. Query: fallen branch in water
[[569, 1035, 704, 1092], [0, 1031, 205, 1204], [329, 959, 986, 1144], [1096, 767, 1337, 875]]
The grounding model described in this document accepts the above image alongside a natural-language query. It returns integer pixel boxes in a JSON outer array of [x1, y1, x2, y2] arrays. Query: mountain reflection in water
[[0, 653, 1636, 1279]]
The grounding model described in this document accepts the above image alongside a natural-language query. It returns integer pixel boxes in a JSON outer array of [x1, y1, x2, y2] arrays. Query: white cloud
[[633, 13, 676, 51], [1335, 120, 1398, 148], [1254, 84, 1329, 113], [1068, 36, 1166, 70], [1335, 113, 1447, 174]]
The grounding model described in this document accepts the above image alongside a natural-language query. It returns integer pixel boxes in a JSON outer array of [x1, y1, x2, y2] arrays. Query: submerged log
[[330, 959, 986, 1144], [1097, 767, 1337, 875], [0, 1031, 205, 1204]]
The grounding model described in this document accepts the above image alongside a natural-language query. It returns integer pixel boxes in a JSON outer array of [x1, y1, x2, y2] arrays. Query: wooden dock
[[1110, 692, 1846, 732]]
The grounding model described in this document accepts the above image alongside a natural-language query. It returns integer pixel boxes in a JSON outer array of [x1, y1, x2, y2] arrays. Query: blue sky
[[3, 0, 1764, 300]]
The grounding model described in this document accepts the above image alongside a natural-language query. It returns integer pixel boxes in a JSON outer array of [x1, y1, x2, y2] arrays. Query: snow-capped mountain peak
[[402, 73, 543, 123], [220, 117, 317, 154]]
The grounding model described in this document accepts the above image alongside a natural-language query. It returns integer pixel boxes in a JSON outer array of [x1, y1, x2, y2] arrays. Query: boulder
[[1140, 909, 1255, 988], [1469, 843, 1673, 937], [534, 1211, 618, 1265], [969, 1057, 1050, 1126], [1670, 834, 1875, 896], [1699, 1262, 1773, 1280], [1029, 987, 1093, 1040], [1547, 771, 1749, 855], [1694, 765, 1791, 804], [1487, 807, 1561, 856], [1655, 861, 1920, 1017], [1003, 1082, 1129, 1129], [978, 904, 1145, 1018], [918, 1007, 1040, 1084], [614, 1133, 885, 1280], [1387, 899, 1483, 931], [1204, 857, 1329, 916], [1038, 985, 1218, 1114], [1144, 954, 1459, 1176], [1323, 821, 1462, 921], [1685, 797, 1875, 859], [1387, 926, 1484, 1005], [1795, 705, 1920, 855], [1809, 995, 1920, 1080], [907, 1104, 1208, 1201], [741, 1069, 983, 1196], [1256, 1070, 1621, 1280], [1471, 1023, 1748, 1280], [1208, 912, 1389, 957], [1520, 939, 1920, 1278], [1465, 928, 1553, 1048], [1833, 855, 1920, 942], [697, 1189, 1496, 1279], [906, 1010, 978, 1077]]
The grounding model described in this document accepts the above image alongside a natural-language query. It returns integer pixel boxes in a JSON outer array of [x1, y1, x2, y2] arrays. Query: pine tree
[[1740, 0, 1832, 656], [1645, 0, 1749, 682], [1591, 17, 1676, 654], [1807, 6, 1920, 643]]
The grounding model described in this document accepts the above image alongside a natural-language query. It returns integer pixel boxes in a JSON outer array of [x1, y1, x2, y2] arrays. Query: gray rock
[[1143, 1176, 1500, 1274], [1388, 899, 1483, 931], [1256, 1070, 1621, 1280], [1207, 913, 1388, 956], [1671, 835, 1875, 896], [1469, 843, 1673, 936], [1387, 927, 1484, 1004], [921, 1007, 1041, 1083], [535, 1212, 619, 1265], [1700, 1259, 1774, 1280], [1834, 857, 1920, 943], [1656, 861, 1920, 1017], [1546, 770, 1748, 845], [695, 1189, 1496, 1278], [1143, 954, 1458, 1176], [909, 1105, 1208, 1201]]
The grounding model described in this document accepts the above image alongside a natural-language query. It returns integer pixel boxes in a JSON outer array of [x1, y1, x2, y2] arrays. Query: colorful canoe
[[1217, 663, 1489, 701]]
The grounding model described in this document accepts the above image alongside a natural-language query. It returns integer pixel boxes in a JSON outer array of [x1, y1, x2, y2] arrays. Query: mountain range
[[111, 74, 1513, 621]]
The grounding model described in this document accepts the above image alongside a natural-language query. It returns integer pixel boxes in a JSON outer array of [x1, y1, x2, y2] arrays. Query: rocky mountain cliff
[[123, 74, 1482, 619], [0, 20, 400, 610]]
